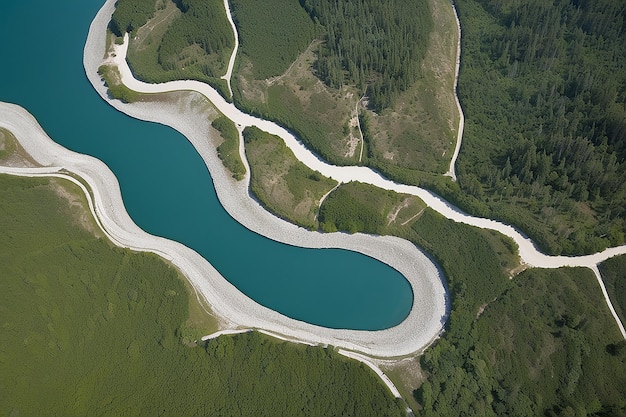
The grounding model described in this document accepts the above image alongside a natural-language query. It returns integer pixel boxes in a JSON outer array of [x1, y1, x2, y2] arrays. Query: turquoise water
[[0, 1, 413, 330]]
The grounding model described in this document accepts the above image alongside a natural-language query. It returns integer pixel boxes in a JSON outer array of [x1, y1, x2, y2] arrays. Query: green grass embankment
[[243, 126, 337, 229], [0, 128, 17, 160], [0, 173, 405, 416], [98, 64, 139, 103], [211, 116, 246, 180]]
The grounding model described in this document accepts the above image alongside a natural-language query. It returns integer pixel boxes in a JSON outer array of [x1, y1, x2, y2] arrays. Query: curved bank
[[82, 0, 449, 357], [88, 0, 626, 339]]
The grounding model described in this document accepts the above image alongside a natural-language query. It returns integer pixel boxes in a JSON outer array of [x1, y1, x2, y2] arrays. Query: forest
[[109, 0, 156, 36], [0, 174, 405, 416], [320, 183, 626, 415], [230, 0, 316, 80], [301, 0, 433, 111], [454, 0, 626, 255], [157, 0, 233, 76], [417, 266, 626, 416], [113, 0, 233, 96], [212, 115, 246, 180]]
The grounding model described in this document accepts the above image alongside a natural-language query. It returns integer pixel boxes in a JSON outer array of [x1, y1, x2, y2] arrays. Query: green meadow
[[0, 173, 406, 416]]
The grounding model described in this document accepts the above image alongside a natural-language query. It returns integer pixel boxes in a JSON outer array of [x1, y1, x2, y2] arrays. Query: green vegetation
[[318, 182, 621, 414], [418, 267, 626, 416], [109, 0, 156, 36], [211, 115, 246, 180], [98, 64, 139, 103], [102, 1, 626, 414], [121, 0, 233, 98], [0, 128, 17, 161], [319, 181, 426, 235], [453, 0, 626, 255], [301, 0, 433, 112], [231, 0, 457, 180], [0, 173, 407, 416], [229, 0, 358, 167], [320, 187, 625, 415], [158, 0, 233, 75], [243, 126, 337, 229], [319, 182, 520, 320], [230, 0, 316, 80], [202, 331, 406, 417], [599, 254, 626, 328]]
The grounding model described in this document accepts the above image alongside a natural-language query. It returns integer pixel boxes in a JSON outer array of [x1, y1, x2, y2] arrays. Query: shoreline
[[105, 33, 626, 270], [92, 0, 626, 339], [87, 0, 451, 358], [0, 100, 447, 357]]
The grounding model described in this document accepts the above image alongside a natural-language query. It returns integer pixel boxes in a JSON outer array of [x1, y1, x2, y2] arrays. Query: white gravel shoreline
[[97, 0, 626, 339], [3, 0, 623, 372], [86, 0, 448, 357]]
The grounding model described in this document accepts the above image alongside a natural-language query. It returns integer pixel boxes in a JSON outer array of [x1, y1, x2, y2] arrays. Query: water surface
[[0, 0, 412, 330]]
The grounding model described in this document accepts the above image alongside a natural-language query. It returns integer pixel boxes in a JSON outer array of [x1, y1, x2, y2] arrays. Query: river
[[0, 0, 414, 330]]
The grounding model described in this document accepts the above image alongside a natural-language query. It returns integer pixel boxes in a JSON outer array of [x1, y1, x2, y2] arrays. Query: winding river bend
[[0, 0, 624, 362], [97, 0, 626, 340]]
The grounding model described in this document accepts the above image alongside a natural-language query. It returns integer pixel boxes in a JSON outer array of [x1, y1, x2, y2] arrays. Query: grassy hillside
[[243, 126, 338, 229], [231, 0, 457, 181], [0, 173, 407, 416]]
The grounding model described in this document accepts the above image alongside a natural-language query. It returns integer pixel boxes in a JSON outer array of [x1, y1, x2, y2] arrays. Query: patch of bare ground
[[386, 197, 427, 227], [382, 356, 427, 412], [50, 178, 103, 238], [131, 0, 181, 53], [365, 0, 460, 175], [0, 128, 38, 168], [508, 263, 529, 278]]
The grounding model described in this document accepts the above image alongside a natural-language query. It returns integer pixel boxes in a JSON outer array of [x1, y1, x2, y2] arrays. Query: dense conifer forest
[[230, 0, 316, 79], [157, 0, 233, 75], [455, 0, 626, 255], [109, 0, 156, 36], [301, 0, 433, 111]]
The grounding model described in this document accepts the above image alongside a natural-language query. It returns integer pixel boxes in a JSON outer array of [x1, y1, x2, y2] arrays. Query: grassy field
[[243, 126, 338, 229], [0, 173, 407, 416], [318, 181, 427, 234], [362, 0, 459, 180]]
